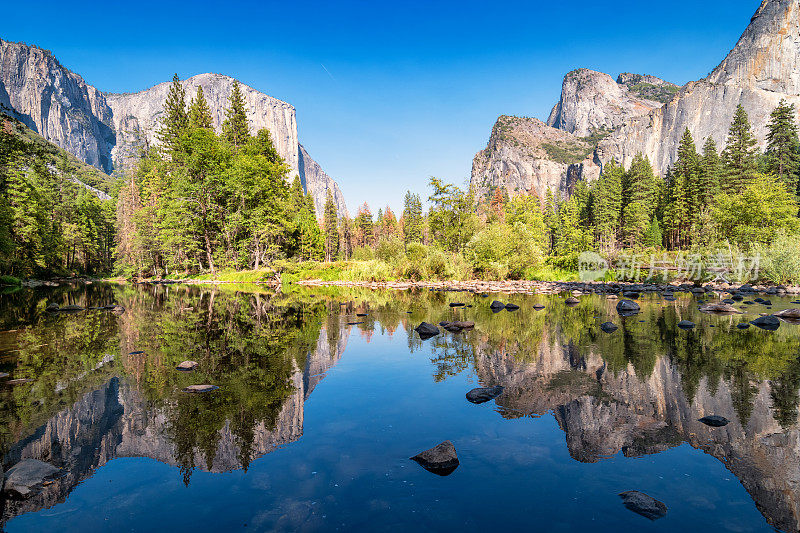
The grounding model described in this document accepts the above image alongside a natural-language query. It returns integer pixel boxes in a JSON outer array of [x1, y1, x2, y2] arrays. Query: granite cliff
[[0, 39, 347, 217], [599, 0, 800, 171], [473, 0, 796, 200]]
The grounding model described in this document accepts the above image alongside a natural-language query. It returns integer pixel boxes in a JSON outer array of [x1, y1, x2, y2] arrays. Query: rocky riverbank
[[295, 278, 800, 296]]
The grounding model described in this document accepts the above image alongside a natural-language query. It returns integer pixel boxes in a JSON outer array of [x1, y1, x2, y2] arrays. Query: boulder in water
[[4, 459, 60, 497], [616, 300, 640, 316], [466, 385, 504, 404], [600, 322, 618, 333], [751, 315, 780, 331], [182, 384, 219, 393], [176, 361, 199, 371], [698, 415, 729, 427], [415, 322, 440, 339], [775, 308, 800, 319], [410, 441, 459, 476], [677, 320, 695, 329], [504, 303, 520, 311], [699, 303, 742, 314], [565, 297, 580, 305], [619, 491, 668, 520], [489, 300, 505, 310]]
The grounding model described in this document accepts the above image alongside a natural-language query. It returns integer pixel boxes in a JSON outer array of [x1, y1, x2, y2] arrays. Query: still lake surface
[[1, 282, 800, 531]]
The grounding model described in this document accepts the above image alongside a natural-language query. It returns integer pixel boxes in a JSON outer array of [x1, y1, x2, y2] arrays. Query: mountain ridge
[[0, 39, 348, 218]]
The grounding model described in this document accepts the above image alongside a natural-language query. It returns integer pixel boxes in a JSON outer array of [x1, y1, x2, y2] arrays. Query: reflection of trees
[[0, 284, 120, 452], [769, 355, 800, 428], [116, 285, 325, 483]]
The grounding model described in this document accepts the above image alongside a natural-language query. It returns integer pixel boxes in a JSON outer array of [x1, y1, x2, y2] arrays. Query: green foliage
[[0, 275, 21, 285], [755, 233, 800, 284], [222, 80, 250, 150], [427, 177, 477, 253], [765, 99, 800, 190], [540, 140, 593, 165], [401, 191, 424, 245], [711, 173, 799, 247], [323, 189, 338, 261], [721, 104, 758, 194]]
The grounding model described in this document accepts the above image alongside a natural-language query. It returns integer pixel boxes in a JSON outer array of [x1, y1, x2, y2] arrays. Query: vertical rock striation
[[0, 42, 347, 217]]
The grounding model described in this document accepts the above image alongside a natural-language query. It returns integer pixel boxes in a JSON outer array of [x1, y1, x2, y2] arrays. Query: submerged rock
[[410, 441, 459, 476], [677, 320, 695, 329], [505, 303, 520, 311], [737, 323, 751, 329], [466, 385, 504, 404], [4, 459, 60, 497], [415, 322, 440, 339], [622, 291, 640, 299], [449, 303, 466, 308], [751, 315, 781, 331], [600, 322, 618, 333], [565, 297, 580, 305], [176, 360, 199, 371], [698, 415, 730, 427], [619, 491, 668, 520], [616, 299, 640, 316], [489, 300, 505, 310], [532, 304, 545, 310], [182, 384, 219, 393]]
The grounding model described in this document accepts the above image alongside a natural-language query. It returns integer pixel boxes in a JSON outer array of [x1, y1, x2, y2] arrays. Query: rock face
[[475, 0, 798, 199], [0, 39, 116, 171], [298, 144, 349, 219], [598, 0, 800, 171], [546, 69, 672, 137], [0, 42, 347, 217], [470, 116, 601, 201]]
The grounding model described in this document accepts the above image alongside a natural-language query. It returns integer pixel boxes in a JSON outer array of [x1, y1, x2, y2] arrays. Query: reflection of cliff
[[473, 337, 800, 533], [1, 324, 347, 524]]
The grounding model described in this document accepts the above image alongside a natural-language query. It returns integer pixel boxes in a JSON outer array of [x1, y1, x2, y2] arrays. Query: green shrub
[[395, 258, 426, 281], [756, 234, 800, 284], [374, 237, 405, 264], [405, 242, 428, 263], [351, 246, 374, 261], [341, 260, 393, 282], [0, 275, 22, 286]]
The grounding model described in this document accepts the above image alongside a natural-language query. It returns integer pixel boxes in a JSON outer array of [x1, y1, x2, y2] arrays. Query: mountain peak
[[708, 0, 800, 93]]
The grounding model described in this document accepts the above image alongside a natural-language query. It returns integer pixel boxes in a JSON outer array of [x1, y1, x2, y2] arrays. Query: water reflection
[[1, 284, 800, 531]]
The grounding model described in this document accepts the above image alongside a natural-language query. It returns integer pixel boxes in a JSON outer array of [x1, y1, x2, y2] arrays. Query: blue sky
[[2, 0, 760, 214]]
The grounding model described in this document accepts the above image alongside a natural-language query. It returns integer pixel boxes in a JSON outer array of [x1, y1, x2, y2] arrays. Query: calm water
[[1, 283, 800, 531]]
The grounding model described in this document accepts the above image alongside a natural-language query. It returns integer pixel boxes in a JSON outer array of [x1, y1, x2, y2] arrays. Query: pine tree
[[188, 86, 214, 130], [621, 153, 659, 247], [156, 74, 188, 154], [697, 137, 721, 207], [222, 80, 250, 149], [323, 189, 338, 261], [664, 129, 699, 248], [402, 191, 423, 245], [591, 160, 623, 250], [355, 203, 374, 247], [765, 99, 800, 189], [721, 104, 758, 193]]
